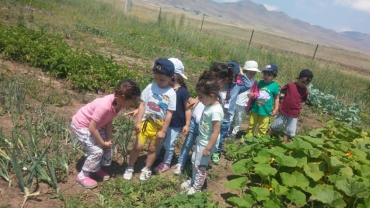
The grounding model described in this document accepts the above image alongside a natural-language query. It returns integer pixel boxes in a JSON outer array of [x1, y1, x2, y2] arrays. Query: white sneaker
[[123, 167, 134, 180], [174, 164, 182, 175], [139, 168, 152, 181], [180, 179, 191, 190], [187, 187, 200, 195]]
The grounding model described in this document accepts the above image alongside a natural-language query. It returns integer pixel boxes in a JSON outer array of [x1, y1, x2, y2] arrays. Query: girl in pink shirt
[[71, 79, 141, 189]]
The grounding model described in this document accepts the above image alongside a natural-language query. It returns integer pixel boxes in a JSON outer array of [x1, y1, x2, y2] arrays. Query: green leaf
[[305, 184, 335, 195], [304, 148, 322, 158], [354, 164, 370, 178], [286, 188, 307, 207], [253, 164, 277, 178], [328, 174, 348, 183], [291, 151, 308, 168], [292, 171, 310, 189], [329, 156, 343, 167], [253, 149, 271, 163], [332, 199, 346, 208], [309, 189, 342, 204], [271, 178, 288, 196], [267, 146, 286, 154], [250, 186, 270, 202], [274, 154, 297, 167], [339, 166, 353, 177], [224, 177, 248, 191], [227, 196, 253, 208], [263, 199, 280, 208], [303, 162, 325, 181], [284, 138, 314, 150], [236, 144, 258, 154], [231, 159, 252, 175], [335, 178, 369, 198], [280, 172, 296, 187], [297, 135, 324, 146]]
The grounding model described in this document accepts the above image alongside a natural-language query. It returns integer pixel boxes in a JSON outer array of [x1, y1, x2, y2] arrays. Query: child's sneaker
[[91, 169, 110, 181], [139, 168, 152, 181], [123, 167, 134, 180], [154, 162, 170, 173], [173, 164, 182, 175], [76, 175, 98, 189], [187, 187, 200, 195], [180, 179, 191, 190], [212, 153, 220, 165]]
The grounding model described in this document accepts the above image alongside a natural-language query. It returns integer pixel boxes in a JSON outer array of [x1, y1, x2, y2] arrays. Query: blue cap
[[152, 58, 175, 76], [262, 64, 278, 72], [226, 61, 240, 75]]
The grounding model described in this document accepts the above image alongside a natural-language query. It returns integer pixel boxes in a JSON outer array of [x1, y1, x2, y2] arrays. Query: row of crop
[[0, 23, 152, 92], [225, 120, 370, 207]]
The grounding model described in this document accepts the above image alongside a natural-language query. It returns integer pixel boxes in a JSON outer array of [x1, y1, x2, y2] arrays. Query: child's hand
[[156, 130, 166, 139], [135, 122, 141, 133], [182, 126, 189, 136], [202, 148, 211, 156], [188, 97, 199, 107], [247, 92, 254, 99], [102, 140, 113, 149], [271, 109, 278, 116], [125, 109, 138, 117]]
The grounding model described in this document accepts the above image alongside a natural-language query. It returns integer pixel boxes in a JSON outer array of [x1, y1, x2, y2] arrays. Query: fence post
[[200, 16, 205, 32], [124, 0, 132, 14], [312, 44, 319, 61], [248, 29, 254, 48], [158, 7, 162, 24]]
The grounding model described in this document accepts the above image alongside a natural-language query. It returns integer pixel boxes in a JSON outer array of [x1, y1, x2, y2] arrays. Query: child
[[71, 79, 141, 189], [267, 69, 313, 142], [154, 58, 191, 172], [174, 62, 232, 175], [124, 58, 177, 181], [181, 71, 224, 194], [212, 61, 253, 165], [229, 60, 260, 139], [246, 64, 280, 136]]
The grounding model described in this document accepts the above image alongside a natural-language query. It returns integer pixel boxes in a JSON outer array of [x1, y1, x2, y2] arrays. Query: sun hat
[[168, 58, 187, 79], [243, 60, 260, 72], [152, 58, 175, 77], [262, 64, 278, 72], [226, 61, 240, 75]]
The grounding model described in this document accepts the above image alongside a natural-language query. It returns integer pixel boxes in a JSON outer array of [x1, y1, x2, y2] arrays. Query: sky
[[213, 0, 370, 34]]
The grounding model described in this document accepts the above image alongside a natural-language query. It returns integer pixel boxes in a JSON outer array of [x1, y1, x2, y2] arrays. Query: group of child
[[70, 57, 313, 193]]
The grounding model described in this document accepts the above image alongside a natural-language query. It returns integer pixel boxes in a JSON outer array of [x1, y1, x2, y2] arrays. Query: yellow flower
[[345, 151, 353, 157], [288, 150, 293, 155], [268, 157, 275, 165]]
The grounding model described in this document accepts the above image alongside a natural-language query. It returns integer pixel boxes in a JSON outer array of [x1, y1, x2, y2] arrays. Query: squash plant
[[225, 120, 370, 207]]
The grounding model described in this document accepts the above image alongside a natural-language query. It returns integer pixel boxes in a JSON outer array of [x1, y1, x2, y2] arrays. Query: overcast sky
[[213, 0, 370, 34]]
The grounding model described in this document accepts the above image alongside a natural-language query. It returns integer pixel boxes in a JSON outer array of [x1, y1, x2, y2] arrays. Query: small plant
[[158, 191, 220, 208]]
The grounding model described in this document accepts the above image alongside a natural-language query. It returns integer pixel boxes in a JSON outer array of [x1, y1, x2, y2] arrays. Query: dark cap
[[152, 58, 175, 77], [299, 69, 313, 80], [262, 64, 279, 72], [226, 61, 240, 75]]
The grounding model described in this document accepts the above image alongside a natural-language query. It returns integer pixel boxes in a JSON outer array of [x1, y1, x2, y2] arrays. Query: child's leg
[[246, 112, 259, 136], [268, 113, 286, 137], [163, 127, 182, 165], [145, 138, 162, 169], [177, 118, 199, 171], [99, 127, 113, 167], [128, 136, 144, 167], [231, 104, 246, 136], [257, 115, 270, 136], [283, 117, 298, 142], [212, 121, 230, 164]]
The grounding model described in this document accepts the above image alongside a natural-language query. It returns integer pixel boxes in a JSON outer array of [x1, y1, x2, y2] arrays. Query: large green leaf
[[305, 184, 335, 195], [303, 162, 325, 181], [292, 171, 309, 189], [280, 172, 296, 187], [237, 144, 258, 154], [231, 159, 252, 175], [227, 196, 253, 208], [263, 199, 281, 208], [271, 178, 288, 196], [267, 146, 286, 154], [354, 164, 370, 179], [250, 186, 270, 202], [291, 151, 308, 168], [286, 188, 307, 207], [335, 178, 369, 198], [329, 156, 343, 167], [332, 199, 346, 208], [284, 138, 314, 150], [339, 166, 353, 177], [304, 148, 322, 158], [224, 176, 248, 190], [297, 135, 324, 146], [274, 154, 297, 167], [253, 164, 277, 178], [253, 149, 271, 163], [309, 189, 342, 204], [328, 174, 348, 184]]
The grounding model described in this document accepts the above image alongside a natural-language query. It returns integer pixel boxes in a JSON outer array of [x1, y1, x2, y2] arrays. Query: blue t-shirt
[[170, 87, 190, 127]]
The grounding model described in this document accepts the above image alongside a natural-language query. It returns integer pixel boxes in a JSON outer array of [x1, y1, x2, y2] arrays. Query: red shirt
[[279, 82, 308, 118]]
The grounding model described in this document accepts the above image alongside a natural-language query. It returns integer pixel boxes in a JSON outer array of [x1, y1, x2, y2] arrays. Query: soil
[[0, 59, 324, 208]]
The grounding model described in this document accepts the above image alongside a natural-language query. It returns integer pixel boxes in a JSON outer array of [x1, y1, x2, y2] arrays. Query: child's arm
[[272, 94, 279, 116], [188, 96, 199, 107], [182, 101, 192, 135], [203, 121, 221, 156], [156, 110, 173, 139], [239, 68, 252, 93], [105, 120, 113, 141], [89, 120, 113, 148], [135, 102, 145, 133]]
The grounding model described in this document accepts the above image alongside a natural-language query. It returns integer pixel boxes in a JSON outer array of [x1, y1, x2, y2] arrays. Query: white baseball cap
[[168, 58, 187, 79], [243, 60, 260, 72]]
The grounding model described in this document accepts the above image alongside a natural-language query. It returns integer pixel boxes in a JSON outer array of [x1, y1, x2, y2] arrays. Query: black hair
[[196, 71, 221, 100], [153, 68, 171, 77], [262, 71, 278, 78], [175, 73, 187, 89], [113, 79, 141, 106], [208, 62, 232, 103]]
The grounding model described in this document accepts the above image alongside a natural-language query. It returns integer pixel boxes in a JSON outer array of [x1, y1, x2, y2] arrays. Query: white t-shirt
[[198, 104, 224, 146], [141, 83, 176, 125], [219, 91, 229, 109], [235, 78, 255, 106], [192, 102, 205, 124]]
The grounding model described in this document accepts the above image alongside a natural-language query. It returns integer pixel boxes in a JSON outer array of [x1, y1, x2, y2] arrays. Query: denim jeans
[[156, 126, 182, 165], [215, 121, 230, 155], [177, 118, 199, 169], [231, 104, 246, 136]]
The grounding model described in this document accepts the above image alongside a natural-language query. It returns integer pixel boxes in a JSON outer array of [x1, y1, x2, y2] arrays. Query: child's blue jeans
[[177, 117, 199, 169], [215, 121, 230, 155]]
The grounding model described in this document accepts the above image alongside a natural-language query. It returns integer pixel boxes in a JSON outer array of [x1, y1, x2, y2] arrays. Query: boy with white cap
[[229, 60, 260, 139]]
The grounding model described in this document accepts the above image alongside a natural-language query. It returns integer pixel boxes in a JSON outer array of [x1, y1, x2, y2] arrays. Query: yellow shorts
[[138, 120, 162, 145]]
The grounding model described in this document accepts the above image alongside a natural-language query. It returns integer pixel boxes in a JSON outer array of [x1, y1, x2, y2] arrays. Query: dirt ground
[[0, 59, 324, 207]]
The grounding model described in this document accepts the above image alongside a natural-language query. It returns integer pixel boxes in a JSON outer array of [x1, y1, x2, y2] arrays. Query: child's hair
[[113, 79, 141, 105], [298, 69, 314, 82], [209, 62, 233, 103], [196, 71, 221, 100], [175, 73, 187, 89]]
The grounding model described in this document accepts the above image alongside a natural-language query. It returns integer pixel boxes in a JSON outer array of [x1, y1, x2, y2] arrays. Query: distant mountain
[[135, 0, 370, 53]]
